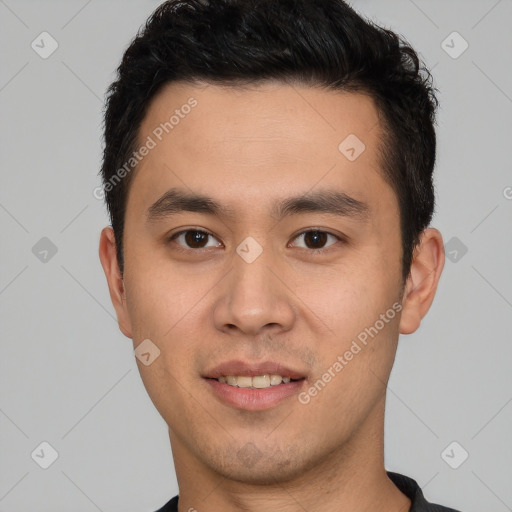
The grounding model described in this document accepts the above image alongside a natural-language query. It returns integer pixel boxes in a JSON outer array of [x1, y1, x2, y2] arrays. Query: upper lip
[[204, 360, 307, 380]]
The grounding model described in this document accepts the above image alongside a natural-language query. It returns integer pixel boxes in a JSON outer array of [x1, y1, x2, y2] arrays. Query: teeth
[[270, 374, 282, 385], [217, 374, 294, 389], [252, 375, 270, 388], [236, 376, 253, 388]]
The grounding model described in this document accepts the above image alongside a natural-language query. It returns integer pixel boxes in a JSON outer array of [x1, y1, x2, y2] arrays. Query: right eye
[[167, 229, 223, 251]]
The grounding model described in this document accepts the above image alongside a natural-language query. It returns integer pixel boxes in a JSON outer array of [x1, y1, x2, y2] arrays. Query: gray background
[[1, 1, 511, 511]]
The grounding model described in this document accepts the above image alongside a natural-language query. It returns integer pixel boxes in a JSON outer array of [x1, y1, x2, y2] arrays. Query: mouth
[[214, 374, 302, 388], [203, 361, 307, 411]]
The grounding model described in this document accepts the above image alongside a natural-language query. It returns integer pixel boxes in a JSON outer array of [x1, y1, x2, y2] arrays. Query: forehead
[[127, 80, 391, 218], [143, 79, 380, 153]]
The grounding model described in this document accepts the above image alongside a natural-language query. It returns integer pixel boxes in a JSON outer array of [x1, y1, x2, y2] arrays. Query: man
[[98, 0, 459, 510]]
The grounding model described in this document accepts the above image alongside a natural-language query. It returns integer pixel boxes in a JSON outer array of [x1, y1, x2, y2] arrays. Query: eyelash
[[167, 228, 346, 255]]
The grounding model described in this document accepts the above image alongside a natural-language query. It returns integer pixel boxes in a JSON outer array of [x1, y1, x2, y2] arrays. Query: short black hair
[[100, 0, 439, 284]]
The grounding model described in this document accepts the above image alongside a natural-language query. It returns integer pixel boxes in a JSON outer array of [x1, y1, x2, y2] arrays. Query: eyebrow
[[146, 187, 370, 223]]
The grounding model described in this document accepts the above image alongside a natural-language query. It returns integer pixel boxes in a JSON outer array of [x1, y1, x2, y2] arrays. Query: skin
[[99, 81, 445, 512]]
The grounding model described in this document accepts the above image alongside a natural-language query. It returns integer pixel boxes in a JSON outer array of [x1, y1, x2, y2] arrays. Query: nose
[[212, 243, 296, 337]]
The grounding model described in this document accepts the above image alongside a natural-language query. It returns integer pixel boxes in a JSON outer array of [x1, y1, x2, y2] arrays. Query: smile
[[216, 374, 296, 389]]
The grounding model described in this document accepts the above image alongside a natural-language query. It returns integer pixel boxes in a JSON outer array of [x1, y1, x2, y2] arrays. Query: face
[[100, 81, 442, 485]]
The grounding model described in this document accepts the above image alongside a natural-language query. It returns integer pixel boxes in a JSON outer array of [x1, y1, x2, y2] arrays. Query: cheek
[[124, 248, 214, 335], [292, 256, 390, 333], [294, 255, 401, 376]]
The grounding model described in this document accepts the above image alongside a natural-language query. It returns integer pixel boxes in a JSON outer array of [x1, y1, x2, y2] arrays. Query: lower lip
[[205, 378, 305, 411]]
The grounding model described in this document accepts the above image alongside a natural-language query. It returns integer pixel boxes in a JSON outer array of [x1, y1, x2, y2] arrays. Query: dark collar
[[155, 471, 462, 512], [386, 471, 462, 512]]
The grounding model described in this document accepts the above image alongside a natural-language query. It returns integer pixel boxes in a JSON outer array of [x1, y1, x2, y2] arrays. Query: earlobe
[[98, 226, 133, 339], [398, 228, 445, 335]]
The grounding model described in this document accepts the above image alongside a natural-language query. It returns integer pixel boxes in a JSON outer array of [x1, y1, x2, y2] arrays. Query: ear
[[98, 226, 133, 339], [399, 228, 445, 335]]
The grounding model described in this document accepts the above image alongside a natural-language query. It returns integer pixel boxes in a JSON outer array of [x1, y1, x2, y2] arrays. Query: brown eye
[[169, 229, 221, 250], [303, 230, 328, 249], [291, 229, 342, 253]]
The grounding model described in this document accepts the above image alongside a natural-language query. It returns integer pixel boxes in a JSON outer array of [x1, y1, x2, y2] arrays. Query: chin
[[216, 463, 302, 486], [205, 443, 314, 486]]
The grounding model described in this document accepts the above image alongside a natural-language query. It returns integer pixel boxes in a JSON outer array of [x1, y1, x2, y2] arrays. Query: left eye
[[290, 230, 341, 252]]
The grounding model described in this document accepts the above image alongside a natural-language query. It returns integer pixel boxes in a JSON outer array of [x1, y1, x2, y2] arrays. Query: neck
[[169, 399, 411, 512]]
